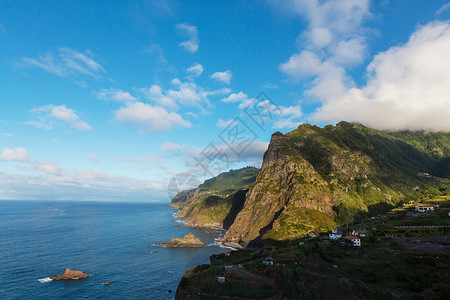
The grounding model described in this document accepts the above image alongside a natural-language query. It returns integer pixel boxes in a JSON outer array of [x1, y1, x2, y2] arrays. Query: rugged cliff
[[221, 122, 450, 247], [169, 167, 259, 228]]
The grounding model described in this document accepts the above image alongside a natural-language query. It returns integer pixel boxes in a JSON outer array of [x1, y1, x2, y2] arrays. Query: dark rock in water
[[156, 232, 206, 248], [49, 268, 90, 280], [103, 281, 111, 285]]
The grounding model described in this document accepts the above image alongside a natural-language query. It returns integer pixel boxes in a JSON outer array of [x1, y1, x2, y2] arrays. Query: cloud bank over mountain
[[278, 0, 450, 132]]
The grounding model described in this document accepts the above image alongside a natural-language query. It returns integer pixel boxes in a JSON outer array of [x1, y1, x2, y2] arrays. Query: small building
[[329, 233, 342, 240], [332, 227, 343, 235], [225, 252, 231, 256], [224, 265, 233, 270], [309, 232, 320, 238], [415, 204, 435, 212], [262, 257, 274, 266], [344, 236, 361, 247], [217, 277, 225, 283]]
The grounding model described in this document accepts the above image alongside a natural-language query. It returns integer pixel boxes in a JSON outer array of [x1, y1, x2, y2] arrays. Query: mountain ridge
[[171, 122, 450, 247]]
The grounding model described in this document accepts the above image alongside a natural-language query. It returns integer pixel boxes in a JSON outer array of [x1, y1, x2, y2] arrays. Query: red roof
[[344, 236, 359, 240], [415, 204, 433, 207]]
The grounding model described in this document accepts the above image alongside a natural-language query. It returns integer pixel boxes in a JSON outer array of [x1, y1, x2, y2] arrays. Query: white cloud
[[28, 104, 91, 131], [35, 161, 63, 175], [210, 70, 232, 84], [115, 102, 191, 132], [287, 0, 371, 49], [139, 85, 178, 109], [186, 63, 204, 77], [176, 23, 199, 53], [436, 3, 450, 16], [0, 147, 30, 162], [275, 1, 450, 131], [279, 50, 322, 80], [160, 142, 181, 152], [221, 92, 254, 109], [140, 80, 230, 111], [273, 105, 303, 129], [221, 92, 248, 103], [279, 0, 371, 81], [312, 21, 450, 132], [167, 81, 207, 107], [78, 168, 108, 180], [218, 141, 269, 162], [188, 141, 269, 167], [97, 88, 136, 102], [20, 47, 105, 78], [216, 119, 236, 128], [0, 167, 169, 201], [0, 147, 169, 201]]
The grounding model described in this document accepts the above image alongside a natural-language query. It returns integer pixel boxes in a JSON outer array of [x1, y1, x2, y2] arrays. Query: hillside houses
[[344, 236, 361, 247], [415, 204, 439, 212], [325, 227, 363, 246]]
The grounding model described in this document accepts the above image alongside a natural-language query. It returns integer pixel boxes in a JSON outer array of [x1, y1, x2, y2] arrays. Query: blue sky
[[1, 0, 449, 201]]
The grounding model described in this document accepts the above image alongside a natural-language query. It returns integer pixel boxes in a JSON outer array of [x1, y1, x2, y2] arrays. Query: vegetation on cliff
[[221, 122, 450, 247], [169, 167, 259, 228]]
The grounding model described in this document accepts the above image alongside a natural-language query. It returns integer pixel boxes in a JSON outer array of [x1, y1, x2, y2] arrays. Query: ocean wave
[[172, 212, 187, 224], [38, 277, 53, 283], [208, 241, 237, 250]]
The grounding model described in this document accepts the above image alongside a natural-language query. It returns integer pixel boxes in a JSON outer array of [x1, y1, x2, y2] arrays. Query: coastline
[[170, 207, 238, 250]]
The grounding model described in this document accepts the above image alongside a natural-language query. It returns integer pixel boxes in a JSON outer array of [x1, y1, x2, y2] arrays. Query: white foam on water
[[208, 240, 237, 250], [37, 277, 53, 283], [172, 212, 187, 224]]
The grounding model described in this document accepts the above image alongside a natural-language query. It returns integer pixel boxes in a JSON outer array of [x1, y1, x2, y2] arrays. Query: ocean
[[0, 200, 230, 299]]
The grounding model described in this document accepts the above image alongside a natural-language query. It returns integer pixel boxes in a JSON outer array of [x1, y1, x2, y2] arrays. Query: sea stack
[[156, 232, 207, 247], [49, 268, 90, 280]]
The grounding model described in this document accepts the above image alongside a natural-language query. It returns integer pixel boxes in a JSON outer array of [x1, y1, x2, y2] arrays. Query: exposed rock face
[[49, 268, 90, 280], [221, 122, 450, 247], [157, 232, 207, 248]]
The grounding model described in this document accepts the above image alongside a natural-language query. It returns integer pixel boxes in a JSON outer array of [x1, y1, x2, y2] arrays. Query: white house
[[329, 233, 342, 240], [344, 236, 361, 247], [415, 204, 434, 212]]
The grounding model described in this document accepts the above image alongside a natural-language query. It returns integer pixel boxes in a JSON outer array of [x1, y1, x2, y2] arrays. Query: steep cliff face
[[169, 167, 259, 228], [222, 122, 450, 247]]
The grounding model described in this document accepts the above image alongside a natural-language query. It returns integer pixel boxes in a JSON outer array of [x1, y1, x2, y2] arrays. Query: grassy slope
[[176, 197, 450, 300], [170, 167, 259, 227], [224, 122, 450, 245]]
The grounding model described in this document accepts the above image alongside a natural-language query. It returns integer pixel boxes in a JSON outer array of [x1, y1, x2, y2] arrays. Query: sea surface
[[0, 200, 230, 299]]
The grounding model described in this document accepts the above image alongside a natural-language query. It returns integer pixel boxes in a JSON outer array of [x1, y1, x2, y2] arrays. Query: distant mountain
[[169, 167, 259, 229], [171, 122, 450, 247]]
